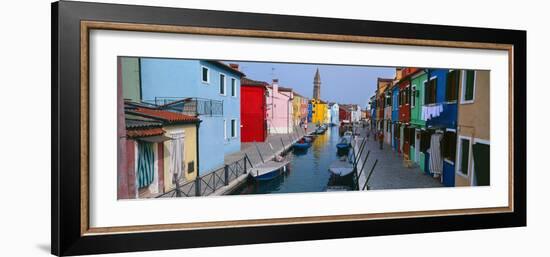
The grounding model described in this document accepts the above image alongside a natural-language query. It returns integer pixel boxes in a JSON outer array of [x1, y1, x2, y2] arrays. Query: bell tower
[[313, 68, 321, 99]]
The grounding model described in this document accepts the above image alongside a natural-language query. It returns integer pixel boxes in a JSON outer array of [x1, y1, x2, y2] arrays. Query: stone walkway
[[353, 126, 443, 190]]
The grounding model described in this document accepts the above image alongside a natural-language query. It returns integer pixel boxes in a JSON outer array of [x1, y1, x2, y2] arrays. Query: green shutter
[[137, 141, 155, 188], [473, 143, 490, 186], [460, 139, 470, 175], [465, 70, 475, 101]]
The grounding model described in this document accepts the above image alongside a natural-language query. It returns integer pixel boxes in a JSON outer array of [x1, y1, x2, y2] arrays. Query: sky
[[226, 61, 396, 108]]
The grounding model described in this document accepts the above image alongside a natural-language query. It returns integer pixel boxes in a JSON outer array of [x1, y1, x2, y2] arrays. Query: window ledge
[[444, 159, 455, 165]]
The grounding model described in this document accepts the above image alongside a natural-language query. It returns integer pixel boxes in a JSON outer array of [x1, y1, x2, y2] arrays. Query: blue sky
[[227, 61, 396, 108]]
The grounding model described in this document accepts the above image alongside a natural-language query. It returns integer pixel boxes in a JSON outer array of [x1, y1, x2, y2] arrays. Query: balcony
[[152, 97, 224, 116]]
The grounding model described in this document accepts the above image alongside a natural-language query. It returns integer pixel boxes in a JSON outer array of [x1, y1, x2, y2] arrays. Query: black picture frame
[[51, 1, 526, 256]]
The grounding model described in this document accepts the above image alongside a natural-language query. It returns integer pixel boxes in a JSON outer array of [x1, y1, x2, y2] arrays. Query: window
[[219, 74, 226, 95], [223, 119, 227, 140], [425, 78, 437, 104], [442, 131, 457, 162], [187, 161, 195, 174], [137, 141, 155, 189], [461, 70, 476, 103], [472, 140, 490, 186], [457, 138, 471, 176], [411, 85, 416, 107], [231, 119, 237, 138], [445, 70, 459, 102], [230, 78, 237, 97], [201, 66, 209, 83]]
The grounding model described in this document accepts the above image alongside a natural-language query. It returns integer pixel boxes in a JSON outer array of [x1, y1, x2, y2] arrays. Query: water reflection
[[231, 126, 350, 195]]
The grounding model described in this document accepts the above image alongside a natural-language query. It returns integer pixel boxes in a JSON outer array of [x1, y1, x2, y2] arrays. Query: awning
[[137, 135, 171, 143]]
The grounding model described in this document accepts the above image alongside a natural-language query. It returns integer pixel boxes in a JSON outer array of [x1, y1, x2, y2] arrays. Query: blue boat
[[336, 137, 351, 151], [249, 158, 290, 181], [294, 138, 311, 151]]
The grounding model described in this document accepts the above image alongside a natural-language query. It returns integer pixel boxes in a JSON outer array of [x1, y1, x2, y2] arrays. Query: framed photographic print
[[51, 0, 526, 256]]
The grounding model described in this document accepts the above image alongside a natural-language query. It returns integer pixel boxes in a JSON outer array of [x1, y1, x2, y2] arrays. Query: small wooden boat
[[293, 140, 311, 150], [336, 137, 351, 151], [328, 156, 354, 177], [249, 158, 290, 181], [315, 126, 327, 135], [304, 135, 315, 142]]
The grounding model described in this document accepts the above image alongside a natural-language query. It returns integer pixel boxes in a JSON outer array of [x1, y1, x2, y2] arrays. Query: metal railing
[[153, 97, 224, 116], [157, 155, 253, 198]]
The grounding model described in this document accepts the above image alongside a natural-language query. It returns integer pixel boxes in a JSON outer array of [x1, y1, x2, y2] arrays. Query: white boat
[[249, 158, 290, 181], [328, 156, 354, 177]]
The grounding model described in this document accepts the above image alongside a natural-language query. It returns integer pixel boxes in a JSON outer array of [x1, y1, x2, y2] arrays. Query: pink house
[[266, 79, 294, 134]]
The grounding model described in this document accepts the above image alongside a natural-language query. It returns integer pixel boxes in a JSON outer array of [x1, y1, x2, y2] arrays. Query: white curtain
[[169, 131, 185, 184], [428, 133, 443, 177]]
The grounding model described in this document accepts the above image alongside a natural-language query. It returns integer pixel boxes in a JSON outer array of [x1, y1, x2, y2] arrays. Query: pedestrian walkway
[[353, 127, 443, 190]]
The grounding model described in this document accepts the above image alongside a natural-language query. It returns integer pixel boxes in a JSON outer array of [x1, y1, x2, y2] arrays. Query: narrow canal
[[231, 126, 347, 195]]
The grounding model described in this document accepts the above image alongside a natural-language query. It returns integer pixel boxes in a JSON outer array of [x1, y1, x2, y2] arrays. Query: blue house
[[391, 84, 400, 151], [139, 58, 244, 174], [424, 69, 459, 187], [307, 102, 313, 123]]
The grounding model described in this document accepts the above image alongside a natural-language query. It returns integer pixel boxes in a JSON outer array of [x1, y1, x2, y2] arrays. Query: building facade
[[138, 58, 244, 174], [409, 70, 428, 170], [266, 79, 294, 134], [455, 70, 490, 186], [122, 102, 200, 199], [330, 103, 340, 125], [424, 68, 460, 187], [240, 77, 268, 142]]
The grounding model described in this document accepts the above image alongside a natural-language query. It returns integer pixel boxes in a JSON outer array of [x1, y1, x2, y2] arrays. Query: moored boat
[[329, 156, 354, 176], [249, 158, 290, 181], [293, 139, 311, 150]]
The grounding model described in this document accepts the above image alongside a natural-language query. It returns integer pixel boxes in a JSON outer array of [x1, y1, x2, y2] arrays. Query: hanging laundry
[[422, 104, 444, 120], [427, 133, 443, 177]]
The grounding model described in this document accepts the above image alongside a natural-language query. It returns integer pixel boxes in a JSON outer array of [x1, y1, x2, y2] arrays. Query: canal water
[[231, 126, 349, 195]]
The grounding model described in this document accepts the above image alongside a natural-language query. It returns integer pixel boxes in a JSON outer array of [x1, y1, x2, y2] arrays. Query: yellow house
[[292, 93, 304, 127], [163, 123, 199, 192], [125, 104, 200, 197], [311, 99, 327, 125]]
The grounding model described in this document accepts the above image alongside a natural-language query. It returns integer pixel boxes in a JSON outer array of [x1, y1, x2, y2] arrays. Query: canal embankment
[[211, 123, 319, 196]]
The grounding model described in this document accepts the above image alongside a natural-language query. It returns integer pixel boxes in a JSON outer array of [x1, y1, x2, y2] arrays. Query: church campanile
[[313, 68, 321, 99]]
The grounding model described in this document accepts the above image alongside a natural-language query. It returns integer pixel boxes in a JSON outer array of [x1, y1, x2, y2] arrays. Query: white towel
[[428, 133, 443, 176]]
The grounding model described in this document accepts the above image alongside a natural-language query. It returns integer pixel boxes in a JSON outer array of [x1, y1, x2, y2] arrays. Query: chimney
[[272, 79, 279, 95], [229, 63, 239, 71]]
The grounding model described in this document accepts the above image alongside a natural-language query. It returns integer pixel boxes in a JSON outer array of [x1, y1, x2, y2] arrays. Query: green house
[[409, 70, 428, 169]]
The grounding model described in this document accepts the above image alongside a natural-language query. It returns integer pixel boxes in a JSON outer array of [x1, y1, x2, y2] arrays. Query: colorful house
[[240, 77, 268, 142], [339, 104, 351, 123], [455, 70, 490, 186], [409, 70, 429, 170], [325, 105, 331, 124], [266, 79, 294, 134], [424, 68, 460, 187], [368, 95, 376, 129], [293, 92, 309, 126], [122, 101, 200, 199], [138, 58, 244, 174], [330, 103, 340, 125], [377, 78, 393, 144], [310, 99, 327, 125], [350, 104, 362, 123], [391, 83, 400, 151]]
